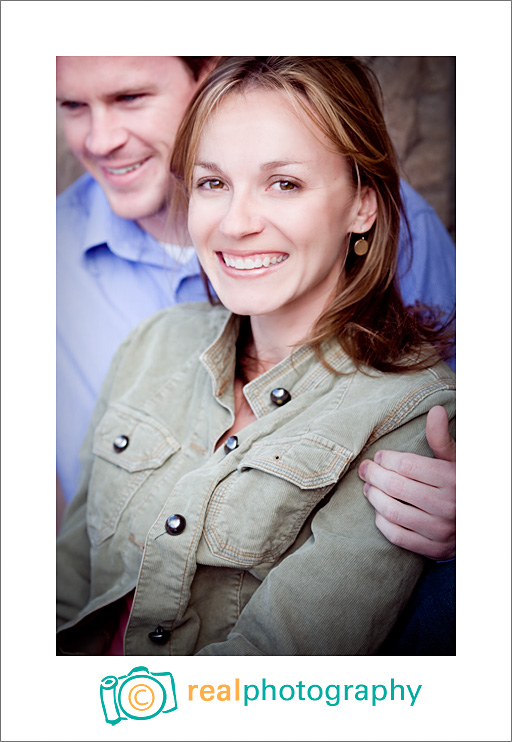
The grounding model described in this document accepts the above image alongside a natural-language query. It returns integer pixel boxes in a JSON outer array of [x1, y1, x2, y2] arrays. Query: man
[[56, 56, 455, 652], [57, 57, 214, 509]]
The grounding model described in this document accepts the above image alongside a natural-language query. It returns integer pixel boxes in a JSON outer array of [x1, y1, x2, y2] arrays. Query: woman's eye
[[271, 180, 298, 191], [199, 179, 225, 190]]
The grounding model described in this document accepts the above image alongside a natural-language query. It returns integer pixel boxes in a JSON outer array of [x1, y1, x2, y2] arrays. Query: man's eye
[[117, 94, 144, 102], [60, 101, 84, 111]]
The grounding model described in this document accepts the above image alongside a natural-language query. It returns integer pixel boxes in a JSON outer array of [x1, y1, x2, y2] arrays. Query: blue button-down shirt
[[57, 174, 208, 502], [57, 174, 455, 503], [396, 180, 456, 332]]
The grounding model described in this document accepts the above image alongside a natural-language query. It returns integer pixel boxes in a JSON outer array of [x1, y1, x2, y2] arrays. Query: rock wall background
[[365, 56, 455, 240], [56, 56, 455, 242]]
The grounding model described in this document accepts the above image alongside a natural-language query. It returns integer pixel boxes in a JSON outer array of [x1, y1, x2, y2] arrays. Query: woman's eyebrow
[[194, 160, 307, 172], [260, 160, 306, 171], [194, 161, 221, 171]]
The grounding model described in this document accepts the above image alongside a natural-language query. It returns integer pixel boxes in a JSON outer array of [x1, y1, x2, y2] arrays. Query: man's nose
[[219, 193, 265, 239], [84, 109, 128, 156]]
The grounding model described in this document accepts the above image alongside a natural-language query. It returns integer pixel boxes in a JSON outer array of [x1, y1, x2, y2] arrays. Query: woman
[[57, 57, 455, 656]]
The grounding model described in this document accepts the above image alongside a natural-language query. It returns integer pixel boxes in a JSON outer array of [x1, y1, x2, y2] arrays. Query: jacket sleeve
[[196, 402, 455, 656]]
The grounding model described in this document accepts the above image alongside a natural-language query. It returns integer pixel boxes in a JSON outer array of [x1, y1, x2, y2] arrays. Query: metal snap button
[[113, 435, 129, 453], [148, 625, 171, 644], [270, 388, 291, 406], [165, 514, 186, 535], [224, 436, 239, 454]]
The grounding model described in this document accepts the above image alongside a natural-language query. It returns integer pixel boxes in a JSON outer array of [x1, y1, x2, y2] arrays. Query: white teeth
[[106, 161, 144, 175], [222, 254, 288, 270]]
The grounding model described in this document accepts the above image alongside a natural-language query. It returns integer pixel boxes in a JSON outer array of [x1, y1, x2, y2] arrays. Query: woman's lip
[[218, 252, 289, 270]]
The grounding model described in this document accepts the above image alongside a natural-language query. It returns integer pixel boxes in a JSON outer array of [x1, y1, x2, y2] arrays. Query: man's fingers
[[364, 483, 454, 543], [358, 456, 455, 515], [358, 406, 456, 560], [374, 513, 456, 561], [426, 405, 456, 462]]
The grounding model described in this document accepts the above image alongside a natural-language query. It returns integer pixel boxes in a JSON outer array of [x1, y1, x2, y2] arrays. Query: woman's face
[[188, 89, 371, 324]]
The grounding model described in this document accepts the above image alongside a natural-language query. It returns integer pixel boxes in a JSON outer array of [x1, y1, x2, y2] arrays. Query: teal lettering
[[244, 684, 259, 706], [372, 685, 387, 706], [307, 685, 323, 701], [261, 678, 276, 701], [391, 678, 405, 701], [407, 684, 422, 707], [296, 681, 306, 700], [325, 685, 341, 707], [344, 684, 354, 700], [279, 685, 295, 701], [355, 684, 368, 701]]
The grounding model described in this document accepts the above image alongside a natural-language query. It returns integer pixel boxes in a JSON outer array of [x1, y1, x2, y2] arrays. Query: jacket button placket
[[130, 463, 229, 655], [223, 436, 239, 454], [270, 388, 291, 406], [165, 514, 186, 535]]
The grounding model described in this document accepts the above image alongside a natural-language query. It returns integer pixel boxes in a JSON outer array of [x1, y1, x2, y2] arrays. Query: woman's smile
[[188, 88, 366, 330], [219, 251, 289, 271]]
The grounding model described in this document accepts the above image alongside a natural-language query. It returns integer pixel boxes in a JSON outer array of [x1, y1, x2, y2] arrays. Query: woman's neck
[[236, 311, 316, 383]]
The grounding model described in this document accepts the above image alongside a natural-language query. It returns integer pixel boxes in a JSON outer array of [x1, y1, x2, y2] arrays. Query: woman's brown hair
[[170, 56, 454, 373]]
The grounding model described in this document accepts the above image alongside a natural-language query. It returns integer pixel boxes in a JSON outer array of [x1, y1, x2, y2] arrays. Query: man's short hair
[[179, 57, 216, 80]]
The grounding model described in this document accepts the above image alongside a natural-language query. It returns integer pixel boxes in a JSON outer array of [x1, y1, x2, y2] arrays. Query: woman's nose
[[84, 109, 128, 157], [219, 194, 264, 239]]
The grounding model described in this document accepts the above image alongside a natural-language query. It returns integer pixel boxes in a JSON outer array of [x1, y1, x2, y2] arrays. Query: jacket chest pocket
[[87, 405, 180, 546], [204, 434, 353, 567]]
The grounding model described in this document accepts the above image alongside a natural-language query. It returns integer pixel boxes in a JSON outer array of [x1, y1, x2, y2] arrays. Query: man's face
[[56, 57, 201, 239]]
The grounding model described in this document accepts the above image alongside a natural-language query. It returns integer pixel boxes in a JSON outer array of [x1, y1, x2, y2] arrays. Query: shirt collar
[[200, 311, 355, 418], [82, 177, 201, 274]]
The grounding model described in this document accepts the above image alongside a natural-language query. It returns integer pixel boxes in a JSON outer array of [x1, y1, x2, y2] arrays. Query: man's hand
[[358, 406, 455, 560]]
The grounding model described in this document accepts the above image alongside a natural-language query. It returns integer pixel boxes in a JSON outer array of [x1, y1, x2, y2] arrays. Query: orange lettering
[[188, 685, 198, 700], [200, 684, 215, 701], [217, 684, 230, 701]]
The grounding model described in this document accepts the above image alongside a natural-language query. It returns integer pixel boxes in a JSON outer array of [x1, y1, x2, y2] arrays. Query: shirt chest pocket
[[204, 434, 353, 567], [87, 405, 181, 546]]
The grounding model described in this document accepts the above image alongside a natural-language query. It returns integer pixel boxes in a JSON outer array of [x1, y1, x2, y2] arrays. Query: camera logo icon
[[100, 666, 178, 724]]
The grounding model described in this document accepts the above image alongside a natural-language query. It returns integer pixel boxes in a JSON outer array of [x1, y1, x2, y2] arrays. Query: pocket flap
[[92, 404, 181, 472], [239, 433, 353, 489]]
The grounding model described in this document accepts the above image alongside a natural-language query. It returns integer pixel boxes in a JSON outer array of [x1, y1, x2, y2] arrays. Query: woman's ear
[[352, 186, 378, 233]]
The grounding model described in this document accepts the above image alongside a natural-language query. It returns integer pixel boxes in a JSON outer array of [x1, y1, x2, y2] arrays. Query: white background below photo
[[1, 1, 511, 742]]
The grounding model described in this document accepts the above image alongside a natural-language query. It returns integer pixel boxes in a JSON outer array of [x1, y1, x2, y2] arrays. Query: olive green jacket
[[57, 303, 456, 656]]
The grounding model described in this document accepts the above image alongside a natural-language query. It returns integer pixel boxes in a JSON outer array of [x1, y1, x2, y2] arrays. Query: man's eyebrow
[[109, 84, 157, 98], [56, 84, 157, 103]]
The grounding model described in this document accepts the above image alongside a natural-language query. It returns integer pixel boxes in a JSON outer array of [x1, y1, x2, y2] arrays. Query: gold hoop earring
[[353, 235, 369, 256]]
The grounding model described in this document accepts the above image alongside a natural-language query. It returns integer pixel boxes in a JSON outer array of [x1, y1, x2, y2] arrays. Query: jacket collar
[[200, 311, 355, 418]]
